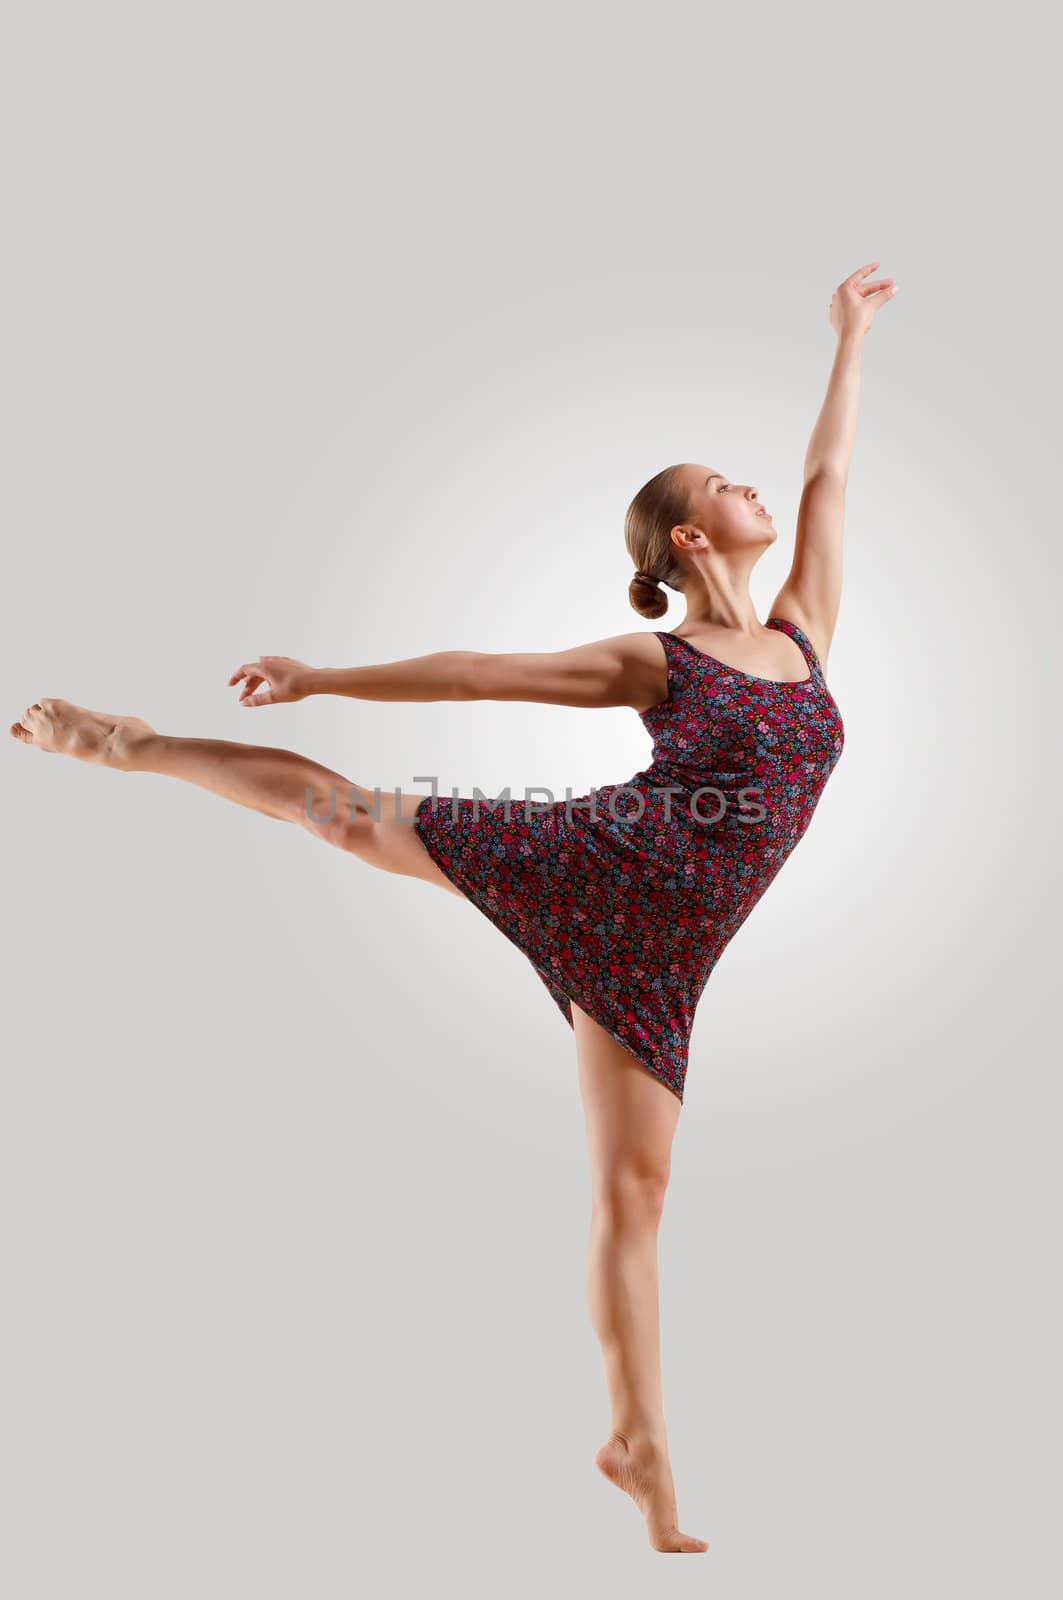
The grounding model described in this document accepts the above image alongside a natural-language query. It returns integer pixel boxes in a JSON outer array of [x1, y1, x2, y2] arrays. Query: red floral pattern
[[414, 617, 844, 1101]]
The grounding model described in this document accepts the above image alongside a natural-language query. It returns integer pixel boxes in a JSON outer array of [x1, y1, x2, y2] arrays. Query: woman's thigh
[[572, 1003, 682, 1182]]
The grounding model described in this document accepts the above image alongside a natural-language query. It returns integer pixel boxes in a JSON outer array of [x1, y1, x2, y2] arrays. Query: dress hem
[[413, 811, 686, 1104]]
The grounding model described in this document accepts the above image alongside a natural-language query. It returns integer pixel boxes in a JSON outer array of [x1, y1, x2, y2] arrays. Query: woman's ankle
[[107, 724, 161, 772], [608, 1424, 669, 1457]]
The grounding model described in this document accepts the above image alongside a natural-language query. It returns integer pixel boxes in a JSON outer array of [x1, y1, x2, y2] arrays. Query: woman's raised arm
[[228, 634, 665, 711], [770, 261, 897, 670]]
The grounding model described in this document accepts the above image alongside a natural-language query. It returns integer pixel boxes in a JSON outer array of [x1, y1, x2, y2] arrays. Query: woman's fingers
[[865, 285, 898, 311], [229, 660, 270, 702], [848, 260, 881, 283], [228, 656, 298, 706], [240, 676, 274, 707], [238, 673, 265, 703], [231, 661, 276, 706]]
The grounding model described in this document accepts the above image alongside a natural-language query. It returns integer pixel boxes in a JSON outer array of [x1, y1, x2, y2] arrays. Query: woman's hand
[[227, 655, 315, 707], [829, 261, 897, 339]]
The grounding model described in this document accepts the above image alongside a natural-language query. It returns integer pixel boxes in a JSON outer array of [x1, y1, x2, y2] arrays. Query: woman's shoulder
[[765, 591, 835, 675]]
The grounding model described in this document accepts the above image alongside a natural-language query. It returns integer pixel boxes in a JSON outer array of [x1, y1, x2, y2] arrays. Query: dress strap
[[650, 629, 694, 702], [766, 616, 823, 680]]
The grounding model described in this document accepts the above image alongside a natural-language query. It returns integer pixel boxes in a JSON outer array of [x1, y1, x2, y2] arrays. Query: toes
[[677, 1534, 709, 1553], [653, 1527, 709, 1553], [658, 1537, 708, 1554]]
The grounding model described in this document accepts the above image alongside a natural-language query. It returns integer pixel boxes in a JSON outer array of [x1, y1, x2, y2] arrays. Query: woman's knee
[[303, 808, 459, 895], [302, 803, 376, 858], [592, 1160, 671, 1230]]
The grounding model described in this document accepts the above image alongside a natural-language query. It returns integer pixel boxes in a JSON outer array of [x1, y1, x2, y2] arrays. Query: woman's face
[[677, 464, 776, 553]]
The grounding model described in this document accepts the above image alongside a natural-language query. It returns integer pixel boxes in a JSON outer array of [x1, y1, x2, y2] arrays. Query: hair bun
[[633, 569, 659, 585]]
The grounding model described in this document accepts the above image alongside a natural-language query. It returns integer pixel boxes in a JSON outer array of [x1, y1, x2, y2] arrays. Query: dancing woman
[[10, 262, 895, 1553]]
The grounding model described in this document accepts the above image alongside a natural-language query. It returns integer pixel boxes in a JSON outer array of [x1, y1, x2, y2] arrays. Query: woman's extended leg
[[8, 698, 464, 896], [572, 1002, 708, 1555]]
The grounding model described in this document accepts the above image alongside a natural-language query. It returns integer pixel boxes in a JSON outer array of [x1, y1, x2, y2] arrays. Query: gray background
[[2, 3, 1059, 1594]]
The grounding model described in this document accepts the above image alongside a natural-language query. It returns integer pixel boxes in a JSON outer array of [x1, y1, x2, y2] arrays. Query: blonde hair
[[624, 464, 689, 620]]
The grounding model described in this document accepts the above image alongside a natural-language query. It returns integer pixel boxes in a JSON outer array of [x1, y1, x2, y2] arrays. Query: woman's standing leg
[[572, 1003, 708, 1554]]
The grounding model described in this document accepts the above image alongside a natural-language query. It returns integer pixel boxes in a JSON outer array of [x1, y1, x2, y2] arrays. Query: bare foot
[[10, 699, 155, 770], [595, 1433, 709, 1553]]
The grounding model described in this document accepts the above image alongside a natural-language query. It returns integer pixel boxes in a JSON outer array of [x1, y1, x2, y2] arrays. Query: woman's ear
[[671, 523, 702, 553]]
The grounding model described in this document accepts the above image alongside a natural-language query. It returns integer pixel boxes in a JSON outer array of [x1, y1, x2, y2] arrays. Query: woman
[[10, 262, 896, 1553]]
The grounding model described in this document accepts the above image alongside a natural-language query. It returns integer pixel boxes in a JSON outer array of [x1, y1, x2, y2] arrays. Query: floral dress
[[413, 617, 845, 1102]]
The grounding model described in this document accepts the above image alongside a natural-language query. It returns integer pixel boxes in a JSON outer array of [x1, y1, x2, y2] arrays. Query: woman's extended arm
[[228, 634, 666, 711], [770, 261, 897, 668]]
